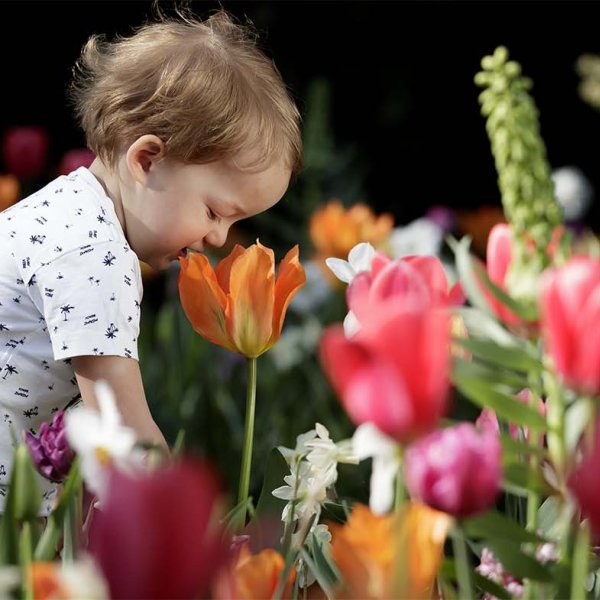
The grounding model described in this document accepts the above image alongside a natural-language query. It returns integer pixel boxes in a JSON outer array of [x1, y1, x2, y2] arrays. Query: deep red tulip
[[405, 422, 502, 517], [58, 148, 95, 175], [2, 126, 49, 179], [88, 459, 228, 599], [540, 256, 600, 395], [320, 303, 450, 442]]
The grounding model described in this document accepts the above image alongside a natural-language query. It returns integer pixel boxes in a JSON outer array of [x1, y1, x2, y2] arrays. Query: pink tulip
[[568, 424, 600, 537], [404, 422, 502, 517], [540, 257, 600, 395], [485, 224, 525, 325], [320, 303, 450, 442], [88, 459, 227, 599], [2, 126, 49, 179], [347, 255, 463, 324], [58, 148, 95, 175]]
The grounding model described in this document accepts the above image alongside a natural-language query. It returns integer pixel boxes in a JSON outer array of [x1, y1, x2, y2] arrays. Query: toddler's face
[[122, 156, 291, 270]]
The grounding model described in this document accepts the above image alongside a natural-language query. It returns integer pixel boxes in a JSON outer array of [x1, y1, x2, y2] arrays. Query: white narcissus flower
[[304, 423, 358, 470], [388, 218, 444, 259], [65, 380, 142, 501], [325, 242, 375, 284], [353, 422, 401, 515]]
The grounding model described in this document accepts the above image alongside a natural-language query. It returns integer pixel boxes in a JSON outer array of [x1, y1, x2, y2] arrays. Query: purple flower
[[24, 411, 75, 482], [404, 422, 502, 518]]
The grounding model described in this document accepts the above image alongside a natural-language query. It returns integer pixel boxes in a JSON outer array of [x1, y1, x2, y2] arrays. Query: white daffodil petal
[[370, 455, 400, 515], [95, 380, 122, 431], [325, 258, 354, 283], [65, 409, 102, 454], [352, 422, 398, 461], [343, 311, 360, 337], [348, 242, 375, 273]]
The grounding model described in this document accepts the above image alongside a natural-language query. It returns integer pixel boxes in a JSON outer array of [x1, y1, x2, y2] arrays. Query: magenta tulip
[[2, 126, 49, 179], [24, 411, 74, 483], [540, 256, 600, 396], [88, 458, 228, 599], [58, 148, 95, 175], [568, 424, 600, 536], [320, 303, 450, 442], [404, 422, 502, 517]]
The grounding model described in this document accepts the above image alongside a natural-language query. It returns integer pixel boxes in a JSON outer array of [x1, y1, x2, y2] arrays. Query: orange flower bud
[[0, 174, 20, 210]]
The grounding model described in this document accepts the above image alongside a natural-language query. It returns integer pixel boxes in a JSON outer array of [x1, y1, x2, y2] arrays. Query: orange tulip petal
[[178, 254, 236, 352], [215, 244, 247, 293], [270, 245, 306, 344], [226, 243, 275, 357]]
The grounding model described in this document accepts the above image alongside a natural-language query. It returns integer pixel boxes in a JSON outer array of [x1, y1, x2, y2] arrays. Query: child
[[0, 7, 302, 513]]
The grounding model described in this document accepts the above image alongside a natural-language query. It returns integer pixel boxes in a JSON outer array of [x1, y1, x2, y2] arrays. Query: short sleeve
[[26, 240, 143, 361]]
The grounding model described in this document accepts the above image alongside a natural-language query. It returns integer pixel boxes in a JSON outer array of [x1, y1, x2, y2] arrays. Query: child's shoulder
[[0, 168, 128, 276]]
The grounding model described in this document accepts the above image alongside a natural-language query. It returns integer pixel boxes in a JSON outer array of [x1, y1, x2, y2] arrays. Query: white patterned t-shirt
[[0, 167, 143, 513]]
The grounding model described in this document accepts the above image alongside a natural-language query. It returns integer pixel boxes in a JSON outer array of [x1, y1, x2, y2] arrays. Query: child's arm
[[72, 355, 169, 454]]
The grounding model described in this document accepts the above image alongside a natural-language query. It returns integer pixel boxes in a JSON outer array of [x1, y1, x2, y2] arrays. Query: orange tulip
[[0, 173, 20, 211], [213, 545, 295, 600], [330, 503, 451, 599], [178, 241, 305, 357], [309, 199, 394, 261]]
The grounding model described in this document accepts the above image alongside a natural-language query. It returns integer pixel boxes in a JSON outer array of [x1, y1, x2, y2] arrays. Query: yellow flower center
[[94, 446, 112, 467]]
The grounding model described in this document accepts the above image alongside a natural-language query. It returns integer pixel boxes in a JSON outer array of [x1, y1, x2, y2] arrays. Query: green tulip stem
[[571, 519, 591, 600], [452, 524, 474, 600], [62, 473, 82, 563], [237, 356, 257, 528]]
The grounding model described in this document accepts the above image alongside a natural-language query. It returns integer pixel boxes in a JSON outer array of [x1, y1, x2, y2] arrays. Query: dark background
[[2, 0, 600, 229]]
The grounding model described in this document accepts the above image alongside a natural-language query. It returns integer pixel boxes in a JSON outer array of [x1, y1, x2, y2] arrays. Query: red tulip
[[2, 126, 49, 179], [540, 256, 600, 395], [404, 422, 502, 517], [58, 148, 95, 175], [320, 303, 450, 442], [88, 459, 228, 599], [568, 423, 600, 536]]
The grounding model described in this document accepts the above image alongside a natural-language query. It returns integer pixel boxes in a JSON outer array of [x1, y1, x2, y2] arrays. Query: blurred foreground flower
[[540, 256, 600, 396], [2, 125, 49, 179], [24, 410, 74, 483], [213, 545, 295, 600], [320, 303, 450, 442], [178, 241, 305, 357], [65, 380, 141, 500], [404, 422, 501, 518], [29, 559, 108, 600], [89, 459, 227, 599], [551, 166, 594, 223], [330, 502, 451, 599]]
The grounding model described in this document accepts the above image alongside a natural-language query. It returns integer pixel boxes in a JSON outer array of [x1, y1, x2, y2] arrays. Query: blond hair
[[69, 9, 302, 175]]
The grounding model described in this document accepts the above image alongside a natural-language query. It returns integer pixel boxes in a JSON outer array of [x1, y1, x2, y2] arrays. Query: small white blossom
[[388, 217, 444, 258], [552, 166, 593, 222], [65, 380, 143, 501], [353, 422, 401, 515], [325, 242, 375, 284]]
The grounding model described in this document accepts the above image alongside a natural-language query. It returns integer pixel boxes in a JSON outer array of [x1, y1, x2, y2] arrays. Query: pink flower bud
[[404, 422, 502, 517], [2, 126, 49, 179], [540, 257, 600, 396], [58, 148, 95, 175]]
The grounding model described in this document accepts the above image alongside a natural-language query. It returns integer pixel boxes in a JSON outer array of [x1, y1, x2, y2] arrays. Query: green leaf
[[34, 457, 80, 561], [455, 306, 518, 347], [221, 497, 255, 538], [463, 509, 543, 544], [300, 547, 336, 599], [172, 429, 186, 457], [452, 359, 546, 430], [487, 540, 553, 583], [453, 337, 542, 374], [310, 530, 340, 584], [503, 462, 552, 497], [253, 447, 289, 522], [452, 355, 528, 390], [565, 397, 593, 456], [500, 434, 548, 460], [12, 444, 41, 522]]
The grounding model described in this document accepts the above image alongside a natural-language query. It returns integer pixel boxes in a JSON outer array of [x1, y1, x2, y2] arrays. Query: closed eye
[[207, 208, 221, 223]]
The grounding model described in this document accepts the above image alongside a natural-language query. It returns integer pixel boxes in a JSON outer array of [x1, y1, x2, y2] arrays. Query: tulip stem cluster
[[237, 356, 258, 528], [451, 524, 474, 600]]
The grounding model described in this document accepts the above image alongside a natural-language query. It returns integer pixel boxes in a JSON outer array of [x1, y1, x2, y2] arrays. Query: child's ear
[[125, 135, 165, 183]]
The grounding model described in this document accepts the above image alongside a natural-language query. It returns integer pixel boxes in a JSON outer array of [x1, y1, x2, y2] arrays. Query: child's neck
[[88, 158, 127, 238]]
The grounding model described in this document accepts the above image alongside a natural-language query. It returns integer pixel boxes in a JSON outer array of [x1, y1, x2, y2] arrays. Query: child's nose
[[204, 224, 229, 248]]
